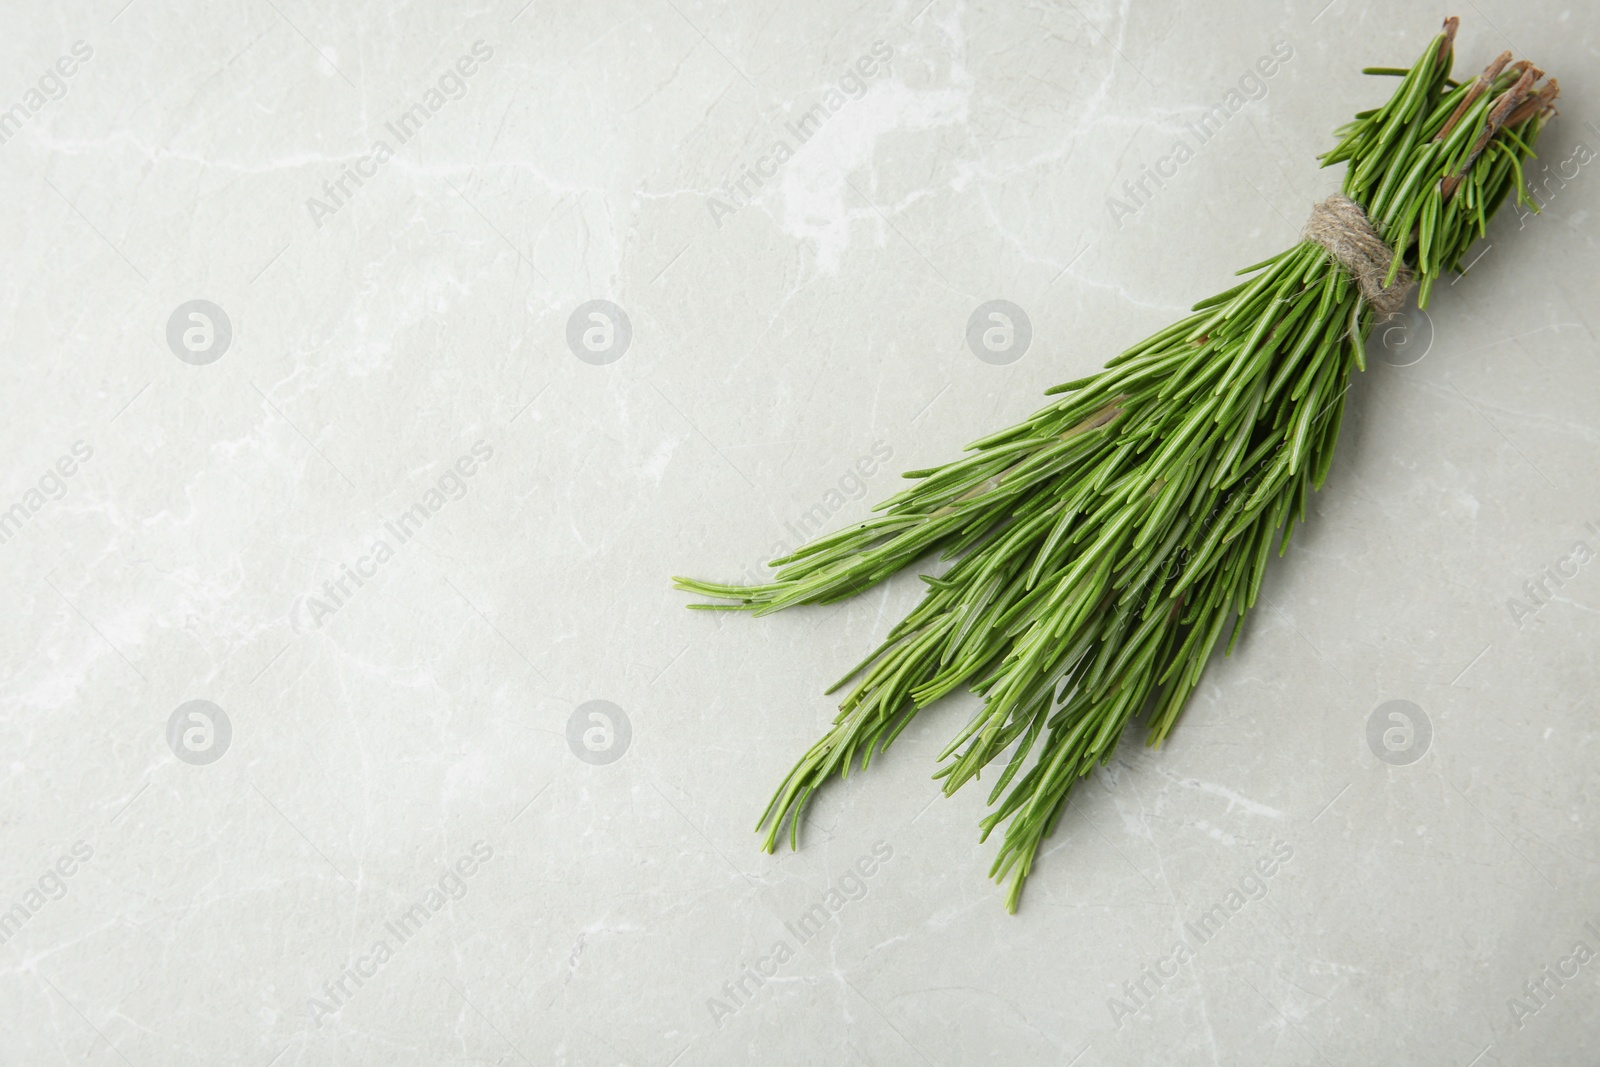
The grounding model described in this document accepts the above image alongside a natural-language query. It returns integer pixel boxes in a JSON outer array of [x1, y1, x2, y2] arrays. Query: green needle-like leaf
[[673, 17, 1558, 912]]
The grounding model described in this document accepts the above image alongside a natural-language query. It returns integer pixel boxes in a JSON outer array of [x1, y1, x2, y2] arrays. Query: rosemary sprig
[[676, 18, 1558, 911]]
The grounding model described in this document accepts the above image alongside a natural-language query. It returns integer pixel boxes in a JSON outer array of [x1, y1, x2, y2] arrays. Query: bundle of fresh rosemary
[[676, 18, 1558, 910]]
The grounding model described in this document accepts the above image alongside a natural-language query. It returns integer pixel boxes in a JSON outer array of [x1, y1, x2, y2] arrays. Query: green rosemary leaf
[[680, 18, 1558, 912]]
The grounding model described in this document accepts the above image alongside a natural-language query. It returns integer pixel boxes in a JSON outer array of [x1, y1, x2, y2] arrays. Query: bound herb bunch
[[676, 18, 1558, 911]]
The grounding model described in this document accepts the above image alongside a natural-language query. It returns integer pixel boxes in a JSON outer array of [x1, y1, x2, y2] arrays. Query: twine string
[[1302, 193, 1413, 317]]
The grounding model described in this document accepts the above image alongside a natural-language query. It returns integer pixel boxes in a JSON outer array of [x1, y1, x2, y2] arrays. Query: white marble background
[[1, 0, 1596, 1063]]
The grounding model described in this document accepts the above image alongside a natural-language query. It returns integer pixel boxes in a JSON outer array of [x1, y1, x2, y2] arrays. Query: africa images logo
[[704, 841, 894, 1028], [304, 41, 494, 228], [290, 441, 494, 631], [0, 40, 93, 148], [704, 41, 894, 229], [307, 842, 494, 1027], [1106, 39, 1294, 227], [0, 441, 93, 548], [1108, 839, 1294, 1027]]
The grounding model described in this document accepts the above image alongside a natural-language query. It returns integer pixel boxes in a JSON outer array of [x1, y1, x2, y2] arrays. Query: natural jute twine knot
[[1302, 193, 1414, 317]]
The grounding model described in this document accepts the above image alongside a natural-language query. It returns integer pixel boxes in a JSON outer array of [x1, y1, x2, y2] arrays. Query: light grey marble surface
[[1, 1, 1596, 1064]]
